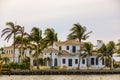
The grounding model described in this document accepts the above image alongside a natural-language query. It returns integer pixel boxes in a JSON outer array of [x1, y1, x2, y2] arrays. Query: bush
[[2, 64, 9, 68], [19, 63, 29, 70], [114, 63, 120, 68], [9, 62, 19, 69], [62, 66, 68, 70], [20, 57, 30, 70], [54, 66, 61, 69]]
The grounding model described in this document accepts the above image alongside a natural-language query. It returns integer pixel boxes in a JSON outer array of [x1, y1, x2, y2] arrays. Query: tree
[[44, 28, 58, 67], [82, 42, 93, 69], [107, 41, 116, 69], [2, 57, 10, 64], [15, 27, 30, 60], [1, 22, 21, 62], [67, 23, 92, 69], [44, 28, 58, 47], [30, 27, 45, 69], [98, 44, 110, 67], [0, 48, 5, 54], [14, 35, 30, 62]]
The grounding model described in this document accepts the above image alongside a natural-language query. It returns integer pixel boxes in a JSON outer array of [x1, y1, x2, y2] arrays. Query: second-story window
[[72, 46, 76, 53], [66, 46, 69, 50], [59, 46, 62, 50], [62, 58, 66, 64]]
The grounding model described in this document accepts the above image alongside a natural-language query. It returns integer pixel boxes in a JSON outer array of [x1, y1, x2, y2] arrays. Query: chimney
[[97, 40, 103, 49]]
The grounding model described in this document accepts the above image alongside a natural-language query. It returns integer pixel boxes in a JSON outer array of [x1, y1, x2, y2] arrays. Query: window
[[62, 59, 66, 64], [66, 46, 69, 50], [72, 46, 76, 53], [96, 58, 98, 65], [75, 59, 78, 64], [91, 58, 94, 65], [82, 59, 85, 64], [54, 58, 57, 66], [102, 58, 105, 65], [11, 50, 13, 54], [59, 46, 62, 50], [68, 59, 72, 66]]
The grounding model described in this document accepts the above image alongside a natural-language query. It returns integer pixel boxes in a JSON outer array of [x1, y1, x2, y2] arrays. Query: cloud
[[0, 0, 120, 47]]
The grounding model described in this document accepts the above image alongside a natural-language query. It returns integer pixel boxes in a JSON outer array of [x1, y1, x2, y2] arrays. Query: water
[[0, 75, 120, 80]]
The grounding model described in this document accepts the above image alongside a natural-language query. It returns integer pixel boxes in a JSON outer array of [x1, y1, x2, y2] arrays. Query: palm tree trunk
[[21, 34, 24, 61], [77, 56, 81, 69], [87, 56, 89, 69], [50, 44, 53, 68], [77, 39, 81, 70], [110, 55, 114, 69], [36, 44, 39, 69], [13, 33, 15, 62]]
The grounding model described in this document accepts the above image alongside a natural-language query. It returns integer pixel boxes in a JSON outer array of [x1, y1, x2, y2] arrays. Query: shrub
[[114, 63, 120, 68], [62, 66, 68, 70], [9, 62, 19, 69], [20, 57, 30, 70], [54, 66, 61, 69], [2, 64, 9, 68]]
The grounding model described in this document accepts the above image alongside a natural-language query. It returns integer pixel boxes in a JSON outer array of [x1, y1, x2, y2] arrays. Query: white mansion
[[4, 40, 105, 69]]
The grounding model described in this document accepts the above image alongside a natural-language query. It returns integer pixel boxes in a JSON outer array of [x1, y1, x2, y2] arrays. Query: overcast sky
[[0, 0, 120, 47]]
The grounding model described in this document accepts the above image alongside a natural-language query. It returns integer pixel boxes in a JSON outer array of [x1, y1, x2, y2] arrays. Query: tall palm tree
[[17, 27, 30, 60], [107, 41, 116, 69], [44, 28, 58, 67], [82, 42, 93, 69], [15, 35, 30, 62], [67, 23, 92, 69], [44, 28, 58, 47], [97, 44, 111, 66], [1, 22, 21, 62], [30, 27, 43, 69]]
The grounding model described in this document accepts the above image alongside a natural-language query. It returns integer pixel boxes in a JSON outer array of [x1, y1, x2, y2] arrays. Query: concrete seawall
[[2, 69, 120, 75]]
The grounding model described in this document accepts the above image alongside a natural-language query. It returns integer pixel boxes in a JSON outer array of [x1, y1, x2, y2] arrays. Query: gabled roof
[[55, 40, 84, 46], [58, 50, 75, 56], [43, 48, 58, 53]]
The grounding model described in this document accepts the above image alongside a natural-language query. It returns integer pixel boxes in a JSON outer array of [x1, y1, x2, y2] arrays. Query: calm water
[[0, 75, 120, 80]]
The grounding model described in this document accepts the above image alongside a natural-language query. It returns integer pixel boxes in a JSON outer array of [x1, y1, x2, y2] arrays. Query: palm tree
[[0, 48, 5, 54], [1, 22, 21, 62], [107, 41, 116, 69], [44, 28, 58, 67], [16, 27, 30, 60], [44, 28, 58, 47], [2, 57, 10, 64], [82, 42, 93, 69], [98, 44, 112, 69], [30, 27, 43, 69], [15, 35, 30, 62], [67, 23, 92, 69]]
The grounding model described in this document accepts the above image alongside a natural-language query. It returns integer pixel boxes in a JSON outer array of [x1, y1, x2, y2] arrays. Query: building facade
[[4, 40, 105, 69]]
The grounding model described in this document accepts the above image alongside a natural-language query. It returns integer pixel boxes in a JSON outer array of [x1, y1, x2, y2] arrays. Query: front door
[[68, 59, 72, 66], [54, 58, 57, 66]]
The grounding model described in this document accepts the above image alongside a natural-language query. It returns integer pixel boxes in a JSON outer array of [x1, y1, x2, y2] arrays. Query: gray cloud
[[0, 0, 120, 47]]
